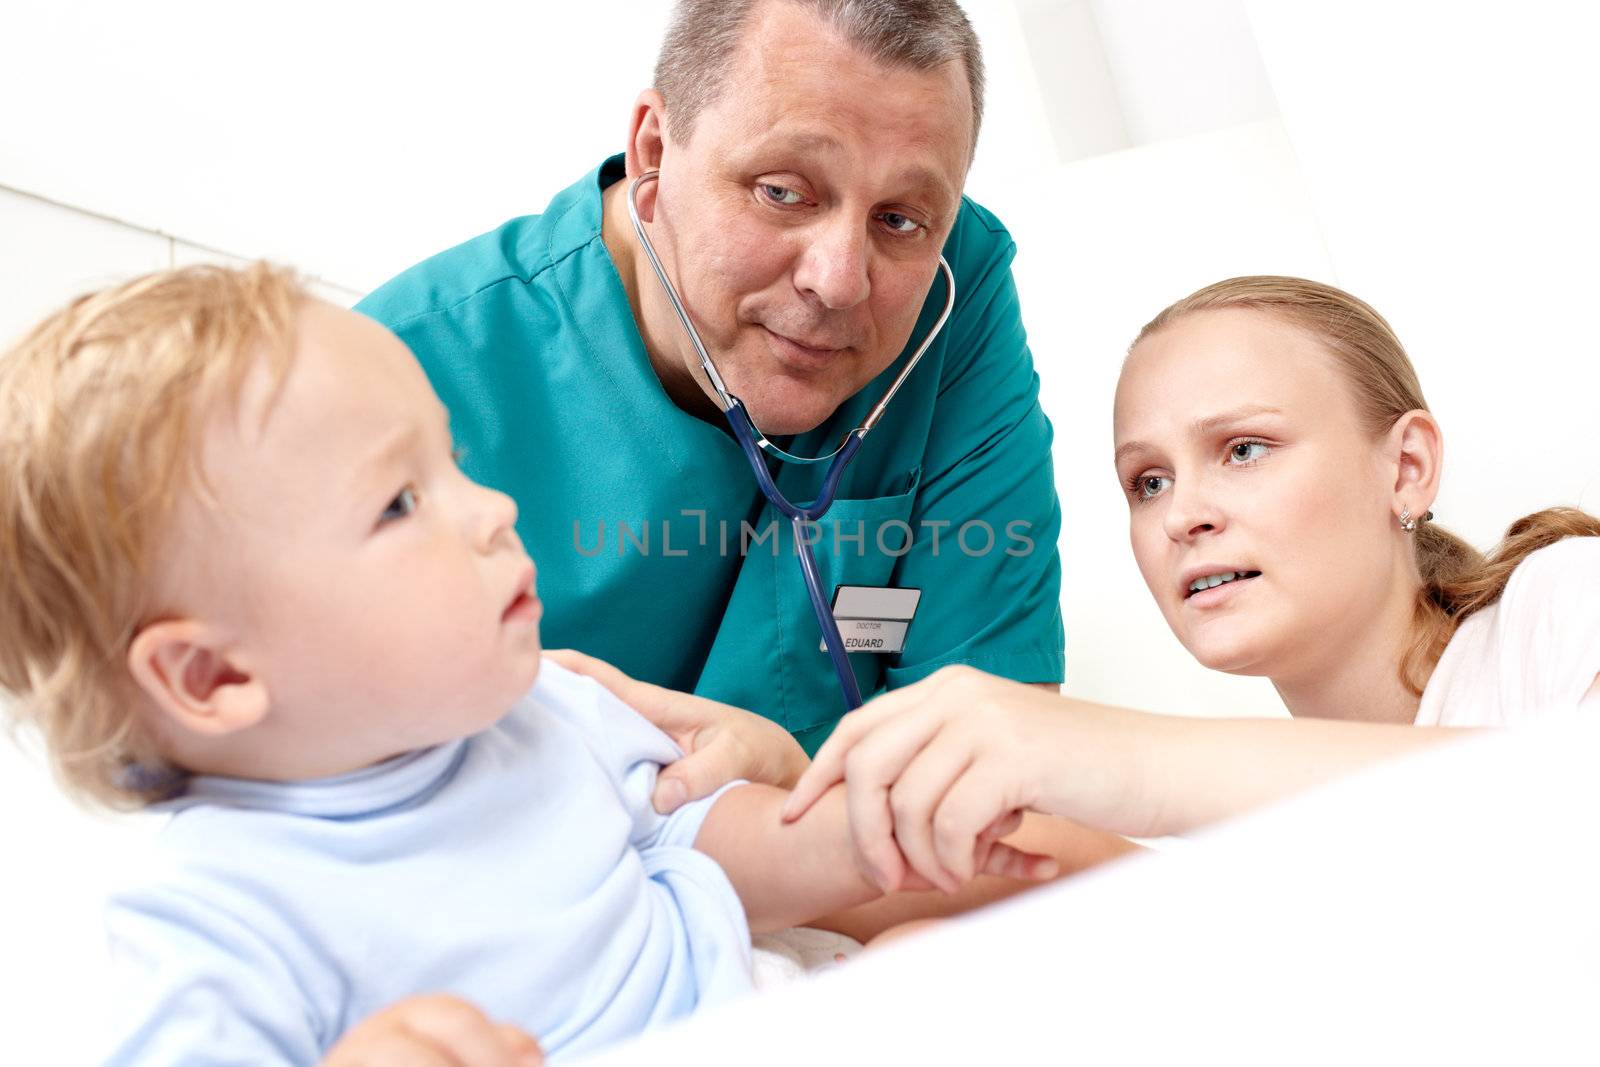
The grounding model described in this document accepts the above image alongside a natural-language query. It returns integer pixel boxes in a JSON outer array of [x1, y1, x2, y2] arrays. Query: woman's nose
[[1162, 479, 1224, 543]]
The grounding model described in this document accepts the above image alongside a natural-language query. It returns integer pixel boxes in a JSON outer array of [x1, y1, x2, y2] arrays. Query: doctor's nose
[[792, 222, 871, 310]]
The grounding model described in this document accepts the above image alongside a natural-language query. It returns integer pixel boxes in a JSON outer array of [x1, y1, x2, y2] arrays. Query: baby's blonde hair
[[0, 263, 305, 809]]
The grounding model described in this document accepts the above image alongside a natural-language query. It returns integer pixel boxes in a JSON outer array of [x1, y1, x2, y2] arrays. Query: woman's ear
[[1387, 408, 1444, 515], [126, 620, 269, 738]]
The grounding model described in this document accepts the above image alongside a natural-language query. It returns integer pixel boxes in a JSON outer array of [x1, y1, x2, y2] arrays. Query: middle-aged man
[[357, 0, 1065, 787]]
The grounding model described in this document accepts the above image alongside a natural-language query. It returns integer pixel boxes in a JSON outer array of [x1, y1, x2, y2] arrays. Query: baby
[[0, 265, 1053, 1066]]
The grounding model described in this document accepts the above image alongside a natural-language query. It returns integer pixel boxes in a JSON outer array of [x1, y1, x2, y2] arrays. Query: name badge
[[821, 585, 921, 655]]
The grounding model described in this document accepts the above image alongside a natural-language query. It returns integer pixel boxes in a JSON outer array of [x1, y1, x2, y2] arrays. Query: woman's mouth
[[1183, 570, 1262, 603]]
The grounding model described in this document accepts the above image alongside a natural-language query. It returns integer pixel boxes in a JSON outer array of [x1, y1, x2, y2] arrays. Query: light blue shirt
[[101, 662, 752, 1065]]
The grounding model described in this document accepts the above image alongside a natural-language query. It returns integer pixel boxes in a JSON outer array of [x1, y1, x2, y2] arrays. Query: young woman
[[781, 276, 1600, 894]]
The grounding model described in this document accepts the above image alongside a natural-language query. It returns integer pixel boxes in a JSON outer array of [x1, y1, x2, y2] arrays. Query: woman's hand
[[783, 664, 1474, 889], [546, 649, 809, 813], [782, 666, 1120, 894], [321, 994, 543, 1067]]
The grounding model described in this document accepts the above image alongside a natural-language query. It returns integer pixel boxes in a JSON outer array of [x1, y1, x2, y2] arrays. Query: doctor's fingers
[[658, 697, 811, 808], [543, 649, 671, 722], [784, 679, 950, 819], [545, 648, 712, 736], [653, 729, 760, 813]]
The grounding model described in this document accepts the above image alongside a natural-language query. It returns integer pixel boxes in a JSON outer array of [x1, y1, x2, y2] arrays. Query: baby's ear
[[127, 620, 269, 737]]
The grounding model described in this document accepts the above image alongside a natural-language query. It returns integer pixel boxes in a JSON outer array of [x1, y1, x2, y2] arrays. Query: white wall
[[2, 2, 1599, 1060]]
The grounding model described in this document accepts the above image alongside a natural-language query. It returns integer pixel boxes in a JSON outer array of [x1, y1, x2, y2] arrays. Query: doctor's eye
[[759, 184, 805, 207], [378, 485, 419, 526], [1226, 440, 1271, 465], [1128, 473, 1172, 502], [877, 211, 923, 235]]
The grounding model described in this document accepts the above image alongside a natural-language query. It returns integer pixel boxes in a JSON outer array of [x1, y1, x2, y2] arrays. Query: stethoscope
[[627, 170, 955, 712]]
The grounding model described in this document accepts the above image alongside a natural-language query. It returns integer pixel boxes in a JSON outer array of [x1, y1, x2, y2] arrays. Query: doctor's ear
[[126, 620, 269, 738], [624, 89, 669, 195], [1385, 408, 1443, 512]]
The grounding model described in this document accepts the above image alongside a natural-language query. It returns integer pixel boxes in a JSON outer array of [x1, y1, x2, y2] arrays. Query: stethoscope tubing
[[625, 169, 955, 713]]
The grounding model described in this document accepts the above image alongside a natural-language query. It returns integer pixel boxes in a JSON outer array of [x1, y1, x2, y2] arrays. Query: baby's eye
[[1135, 474, 1172, 501], [1227, 441, 1270, 464], [378, 485, 418, 526], [760, 184, 805, 206]]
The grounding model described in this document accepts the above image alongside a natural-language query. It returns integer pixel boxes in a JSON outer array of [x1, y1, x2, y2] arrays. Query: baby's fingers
[[977, 841, 1059, 883], [494, 1024, 545, 1067]]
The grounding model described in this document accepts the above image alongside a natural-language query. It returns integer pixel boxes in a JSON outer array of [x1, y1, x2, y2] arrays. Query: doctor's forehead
[[692, 1, 977, 159]]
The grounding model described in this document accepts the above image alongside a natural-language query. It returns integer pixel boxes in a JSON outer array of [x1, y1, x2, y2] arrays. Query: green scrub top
[[357, 156, 1063, 752]]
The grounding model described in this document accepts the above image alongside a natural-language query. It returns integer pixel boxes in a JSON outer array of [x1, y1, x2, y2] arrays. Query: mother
[[779, 276, 1600, 892]]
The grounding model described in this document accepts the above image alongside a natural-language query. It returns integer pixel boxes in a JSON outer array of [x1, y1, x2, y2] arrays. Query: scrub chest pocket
[[772, 469, 922, 736]]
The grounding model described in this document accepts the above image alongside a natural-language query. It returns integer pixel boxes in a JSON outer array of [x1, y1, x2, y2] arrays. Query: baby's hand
[[321, 994, 543, 1067]]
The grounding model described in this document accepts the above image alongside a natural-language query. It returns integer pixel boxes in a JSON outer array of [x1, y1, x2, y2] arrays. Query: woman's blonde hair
[[1133, 276, 1600, 695], [0, 262, 304, 809]]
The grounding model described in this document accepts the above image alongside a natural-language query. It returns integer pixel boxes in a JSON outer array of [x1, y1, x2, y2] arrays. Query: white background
[[3, 1, 1599, 1060]]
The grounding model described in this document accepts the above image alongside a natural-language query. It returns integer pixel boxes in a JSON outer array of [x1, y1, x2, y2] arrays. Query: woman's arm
[[693, 782, 1058, 934], [785, 666, 1473, 892], [802, 812, 1141, 942]]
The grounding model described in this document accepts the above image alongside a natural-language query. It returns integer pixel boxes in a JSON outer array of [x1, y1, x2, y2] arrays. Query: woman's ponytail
[[1400, 507, 1600, 693]]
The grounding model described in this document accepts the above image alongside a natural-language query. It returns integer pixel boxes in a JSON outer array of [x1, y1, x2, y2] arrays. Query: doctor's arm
[[545, 649, 808, 811]]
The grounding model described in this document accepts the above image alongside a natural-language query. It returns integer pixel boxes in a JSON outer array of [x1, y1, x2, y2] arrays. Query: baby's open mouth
[[502, 590, 535, 621], [1184, 570, 1262, 599]]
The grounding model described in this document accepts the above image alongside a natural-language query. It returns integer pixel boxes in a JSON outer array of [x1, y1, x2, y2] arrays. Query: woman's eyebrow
[[1115, 405, 1285, 466], [1189, 405, 1285, 437], [1113, 439, 1153, 466]]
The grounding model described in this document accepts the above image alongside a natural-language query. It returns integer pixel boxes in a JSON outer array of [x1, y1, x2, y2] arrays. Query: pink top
[[1415, 535, 1600, 727]]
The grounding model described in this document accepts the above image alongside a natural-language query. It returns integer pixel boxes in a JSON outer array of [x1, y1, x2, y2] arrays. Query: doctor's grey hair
[[654, 0, 985, 159]]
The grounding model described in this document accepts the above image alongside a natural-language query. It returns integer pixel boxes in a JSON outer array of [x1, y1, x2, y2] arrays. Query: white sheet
[[580, 716, 1600, 1065]]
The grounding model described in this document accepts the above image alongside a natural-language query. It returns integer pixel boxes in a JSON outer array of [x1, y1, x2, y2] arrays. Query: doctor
[[359, 0, 1067, 810]]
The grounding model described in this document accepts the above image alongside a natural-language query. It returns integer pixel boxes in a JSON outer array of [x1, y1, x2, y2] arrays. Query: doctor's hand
[[781, 666, 1130, 894], [546, 649, 810, 814], [321, 994, 543, 1067]]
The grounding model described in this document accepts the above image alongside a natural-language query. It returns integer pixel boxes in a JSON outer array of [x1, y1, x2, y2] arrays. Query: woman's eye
[[1228, 441, 1270, 464], [378, 486, 418, 526], [761, 184, 804, 206], [1135, 475, 1172, 501], [879, 211, 922, 234]]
